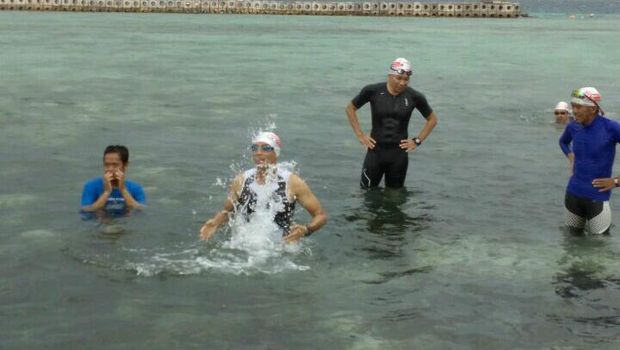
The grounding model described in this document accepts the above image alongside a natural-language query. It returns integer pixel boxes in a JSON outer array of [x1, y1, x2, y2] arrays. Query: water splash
[[213, 177, 227, 188], [121, 219, 311, 276], [207, 161, 308, 274]]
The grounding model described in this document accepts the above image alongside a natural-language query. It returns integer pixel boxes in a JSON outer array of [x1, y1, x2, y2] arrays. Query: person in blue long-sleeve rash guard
[[81, 145, 146, 216], [559, 87, 620, 234]]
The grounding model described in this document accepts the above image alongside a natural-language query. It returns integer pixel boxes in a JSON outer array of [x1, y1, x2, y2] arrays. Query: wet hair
[[103, 145, 129, 165]]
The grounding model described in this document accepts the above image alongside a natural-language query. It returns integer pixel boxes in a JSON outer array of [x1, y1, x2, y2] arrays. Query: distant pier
[[0, 0, 521, 18]]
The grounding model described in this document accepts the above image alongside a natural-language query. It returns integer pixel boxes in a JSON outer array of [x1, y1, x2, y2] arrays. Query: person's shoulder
[[407, 87, 426, 98], [288, 173, 308, 188], [565, 120, 585, 133], [124, 179, 146, 204], [230, 171, 249, 189], [276, 166, 292, 177], [600, 115, 620, 131], [236, 171, 249, 182], [602, 115, 620, 125], [83, 177, 103, 188], [363, 82, 386, 92], [240, 168, 255, 181], [125, 179, 144, 191]]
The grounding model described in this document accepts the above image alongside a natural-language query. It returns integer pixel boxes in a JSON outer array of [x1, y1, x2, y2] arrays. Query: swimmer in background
[[81, 145, 146, 215], [200, 132, 327, 243], [346, 57, 438, 189], [559, 87, 619, 235], [554, 101, 572, 124]]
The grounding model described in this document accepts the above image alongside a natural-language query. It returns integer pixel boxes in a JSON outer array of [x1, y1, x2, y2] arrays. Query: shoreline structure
[[0, 0, 521, 17]]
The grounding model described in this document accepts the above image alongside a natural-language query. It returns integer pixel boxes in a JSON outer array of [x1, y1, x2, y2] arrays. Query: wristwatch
[[412, 137, 422, 146], [614, 177, 619, 187]]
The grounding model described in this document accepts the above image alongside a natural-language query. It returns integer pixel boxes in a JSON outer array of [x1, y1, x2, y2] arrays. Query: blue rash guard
[[81, 177, 146, 212], [559, 115, 620, 201]]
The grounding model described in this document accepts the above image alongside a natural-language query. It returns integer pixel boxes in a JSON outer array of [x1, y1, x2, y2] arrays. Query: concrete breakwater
[[0, 0, 521, 17]]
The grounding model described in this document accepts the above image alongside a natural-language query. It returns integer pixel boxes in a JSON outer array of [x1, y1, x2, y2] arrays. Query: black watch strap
[[412, 137, 422, 146]]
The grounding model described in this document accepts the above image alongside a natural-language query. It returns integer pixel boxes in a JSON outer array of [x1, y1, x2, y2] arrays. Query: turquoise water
[[1, 11, 620, 349]]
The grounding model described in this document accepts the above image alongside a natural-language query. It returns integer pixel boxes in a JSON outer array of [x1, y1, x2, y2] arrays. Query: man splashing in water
[[200, 132, 327, 243]]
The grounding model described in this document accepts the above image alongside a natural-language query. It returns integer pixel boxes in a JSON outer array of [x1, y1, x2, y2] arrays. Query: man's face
[[103, 152, 126, 185], [252, 142, 277, 168], [554, 109, 569, 123], [387, 74, 410, 94], [571, 103, 597, 124]]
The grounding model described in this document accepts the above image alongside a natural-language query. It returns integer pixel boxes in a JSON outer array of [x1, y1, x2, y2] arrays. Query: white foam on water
[[123, 248, 206, 277], [213, 177, 227, 188], [100, 224, 126, 235], [412, 233, 620, 283], [20, 229, 57, 239], [122, 215, 310, 276], [0, 194, 37, 208]]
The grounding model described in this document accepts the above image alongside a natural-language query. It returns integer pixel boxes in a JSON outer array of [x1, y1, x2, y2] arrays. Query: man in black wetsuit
[[346, 57, 438, 188], [199, 132, 327, 243]]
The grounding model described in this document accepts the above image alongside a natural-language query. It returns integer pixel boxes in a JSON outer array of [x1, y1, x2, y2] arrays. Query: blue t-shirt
[[81, 177, 146, 212], [559, 115, 620, 201]]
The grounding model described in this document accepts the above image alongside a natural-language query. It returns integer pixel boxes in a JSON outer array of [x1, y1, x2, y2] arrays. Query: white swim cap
[[252, 131, 281, 157], [554, 101, 570, 112], [571, 87, 601, 107], [389, 58, 412, 76]]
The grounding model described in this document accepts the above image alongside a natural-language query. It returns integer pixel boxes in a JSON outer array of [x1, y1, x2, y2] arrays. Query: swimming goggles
[[571, 89, 604, 114], [554, 111, 568, 115], [571, 89, 593, 101], [390, 68, 412, 76], [251, 144, 275, 152]]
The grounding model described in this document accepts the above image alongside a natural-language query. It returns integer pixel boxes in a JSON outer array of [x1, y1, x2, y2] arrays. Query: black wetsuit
[[236, 168, 296, 235], [351, 82, 433, 188]]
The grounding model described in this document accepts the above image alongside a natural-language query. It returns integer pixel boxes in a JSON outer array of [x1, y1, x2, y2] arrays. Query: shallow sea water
[[1, 11, 620, 349]]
